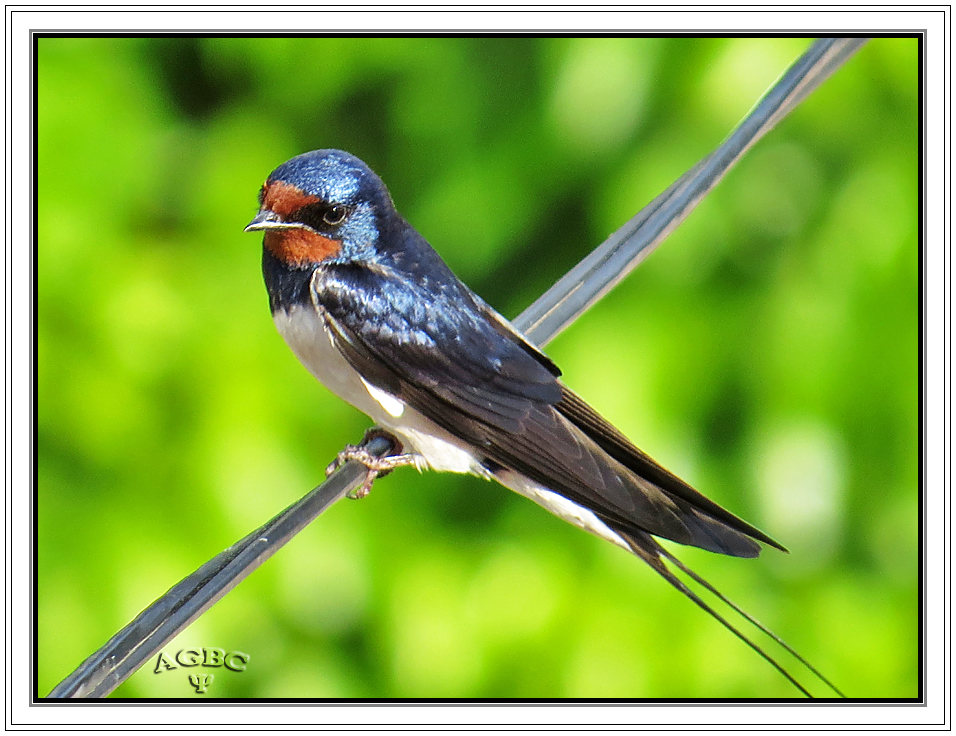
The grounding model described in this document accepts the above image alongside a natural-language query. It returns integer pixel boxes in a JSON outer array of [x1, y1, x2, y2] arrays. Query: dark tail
[[621, 531, 845, 698]]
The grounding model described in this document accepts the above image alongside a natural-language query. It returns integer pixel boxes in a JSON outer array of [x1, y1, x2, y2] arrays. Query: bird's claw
[[325, 432, 419, 499]]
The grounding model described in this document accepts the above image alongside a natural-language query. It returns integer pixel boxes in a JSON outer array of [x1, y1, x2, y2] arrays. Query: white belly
[[492, 469, 630, 550], [273, 304, 626, 549], [272, 305, 480, 475]]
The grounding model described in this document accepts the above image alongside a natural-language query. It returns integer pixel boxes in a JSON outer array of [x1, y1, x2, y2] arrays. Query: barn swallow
[[245, 149, 840, 697]]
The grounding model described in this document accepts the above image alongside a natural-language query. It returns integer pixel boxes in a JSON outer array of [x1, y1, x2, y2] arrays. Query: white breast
[[274, 303, 628, 549], [272, 304, 481, 475]]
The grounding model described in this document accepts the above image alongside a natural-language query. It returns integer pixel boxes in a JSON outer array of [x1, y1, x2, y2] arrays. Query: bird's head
[[245, 149, 393, 268]]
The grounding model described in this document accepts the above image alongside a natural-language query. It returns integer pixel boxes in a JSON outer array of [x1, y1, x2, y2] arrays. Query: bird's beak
[[245, 209, 289, 232]]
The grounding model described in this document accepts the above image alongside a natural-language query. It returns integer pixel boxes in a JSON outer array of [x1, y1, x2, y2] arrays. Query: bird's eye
[[323, 205, 347, 226]]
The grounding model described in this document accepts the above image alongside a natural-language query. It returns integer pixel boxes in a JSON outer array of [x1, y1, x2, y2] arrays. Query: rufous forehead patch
[[263, 180, 322, 217]]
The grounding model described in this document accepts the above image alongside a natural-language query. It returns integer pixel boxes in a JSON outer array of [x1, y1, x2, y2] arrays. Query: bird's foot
[[325, 429, 419, 499]]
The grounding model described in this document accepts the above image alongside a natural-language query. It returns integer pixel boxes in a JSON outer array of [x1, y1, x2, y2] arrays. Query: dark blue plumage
[[250, 148, 779, 556], [245, 149, 839, 697], [262, 248, 313, 311]]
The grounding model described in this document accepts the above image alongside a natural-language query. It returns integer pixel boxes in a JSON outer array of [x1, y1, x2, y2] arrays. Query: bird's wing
[[555, 386, 784, 551], [314, 263, 771, 557], [471, 294, 782, 551]]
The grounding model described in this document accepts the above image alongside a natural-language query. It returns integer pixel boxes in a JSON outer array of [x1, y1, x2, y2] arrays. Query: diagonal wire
[[46, 37, 867, 699], [46, 434, 398, 698], [514, 37, 868, 345]]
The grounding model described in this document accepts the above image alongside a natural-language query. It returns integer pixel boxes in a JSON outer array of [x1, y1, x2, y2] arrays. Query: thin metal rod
[[513, 37, 868, 346], [47, 435, 396, 698], [46, 37, 866, 699]]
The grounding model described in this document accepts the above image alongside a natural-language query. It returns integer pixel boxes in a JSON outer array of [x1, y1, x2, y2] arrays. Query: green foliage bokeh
[[37, 36, 918, 699]]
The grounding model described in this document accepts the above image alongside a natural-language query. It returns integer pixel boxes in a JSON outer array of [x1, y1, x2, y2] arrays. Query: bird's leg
[[326, 428, 420, 499]]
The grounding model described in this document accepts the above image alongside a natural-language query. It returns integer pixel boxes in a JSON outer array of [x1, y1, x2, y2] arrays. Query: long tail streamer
[[625, 531, 845, 698]]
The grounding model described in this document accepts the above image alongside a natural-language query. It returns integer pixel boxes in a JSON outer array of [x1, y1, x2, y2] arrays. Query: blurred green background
[[37, 37, 918, 699]]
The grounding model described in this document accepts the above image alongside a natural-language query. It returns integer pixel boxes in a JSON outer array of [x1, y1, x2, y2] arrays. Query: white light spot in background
[[753, 418, 846, 573], [703, 39, 806, 129], [550, 38, 655, 153]]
